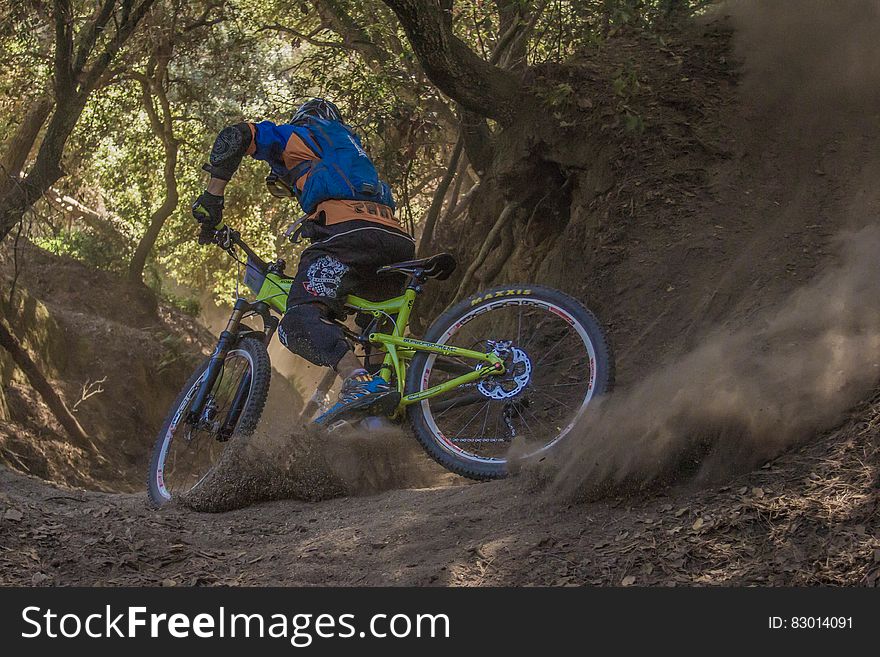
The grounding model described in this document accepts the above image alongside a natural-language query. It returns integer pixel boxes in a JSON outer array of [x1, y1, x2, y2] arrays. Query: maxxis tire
[[147, 337, 271, 507], [406, 284, 614, 480]]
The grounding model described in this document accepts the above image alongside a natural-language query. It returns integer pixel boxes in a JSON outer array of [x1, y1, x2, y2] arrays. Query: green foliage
[[33, 231, 127, 272], [158, 290, 201, 317], [540, 82, 576, 108], [1, 0, 706, 305], [612, 61, 645, 133]]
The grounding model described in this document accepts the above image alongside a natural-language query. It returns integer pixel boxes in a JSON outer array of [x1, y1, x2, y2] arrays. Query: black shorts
[[287, 219, 416, 314]]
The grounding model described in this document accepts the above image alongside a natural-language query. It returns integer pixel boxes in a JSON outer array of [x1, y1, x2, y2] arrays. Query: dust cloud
[[537, 0, 880, 498], [180, 383, 450, 512], [542, 227, 880, 497]]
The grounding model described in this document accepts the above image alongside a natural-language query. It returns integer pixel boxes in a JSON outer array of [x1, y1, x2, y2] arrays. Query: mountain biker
[[191, 98, 414, 426]]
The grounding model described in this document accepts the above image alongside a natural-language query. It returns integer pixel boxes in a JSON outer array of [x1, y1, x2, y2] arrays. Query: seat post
[[405, 269, 426, 293]]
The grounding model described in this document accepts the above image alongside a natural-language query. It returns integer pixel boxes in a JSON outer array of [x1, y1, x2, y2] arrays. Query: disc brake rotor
[[477, 343, 532, 400]]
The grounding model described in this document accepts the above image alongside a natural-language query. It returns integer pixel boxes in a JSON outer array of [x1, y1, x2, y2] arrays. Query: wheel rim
[[154, 349, 255, 501], [418, 297, 597, 466]]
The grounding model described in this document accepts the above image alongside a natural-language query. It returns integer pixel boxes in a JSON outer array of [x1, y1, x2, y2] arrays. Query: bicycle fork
[[187, 298, 250, 429]]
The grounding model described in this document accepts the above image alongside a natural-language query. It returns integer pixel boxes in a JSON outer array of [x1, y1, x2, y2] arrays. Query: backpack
[[288, 118, 395, 215]]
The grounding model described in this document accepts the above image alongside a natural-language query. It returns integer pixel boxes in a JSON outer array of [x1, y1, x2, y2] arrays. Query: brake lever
[[215, 226, 234, 250]]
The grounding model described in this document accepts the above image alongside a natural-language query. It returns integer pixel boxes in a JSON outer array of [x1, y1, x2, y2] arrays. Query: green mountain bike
[[147, 225, 613, 506]]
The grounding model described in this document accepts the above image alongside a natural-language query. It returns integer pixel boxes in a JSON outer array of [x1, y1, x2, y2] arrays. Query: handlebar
[[213, 226, 269, 272]]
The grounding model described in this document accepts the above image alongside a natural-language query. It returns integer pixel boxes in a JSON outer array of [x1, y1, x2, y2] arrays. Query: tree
[[0, 0, 158, 243], [127, 50, 180, 282], [127, 1, 226, 283], [0, 98, 53, 202], [382, 0, 527, 126]]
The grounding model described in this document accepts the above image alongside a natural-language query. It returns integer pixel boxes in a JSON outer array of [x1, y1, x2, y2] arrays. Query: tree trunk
[[128, 139, 179, 282], [418, 137, 463, 257], [0, 97, 53, 199], [459, 109, 495, 174], [382, 0, 526, 125], [0, 0, 158, 244], [0, 92, 90, 241], [127, 41, 182, 283], [314, 0, 458, 130], [0, 314, 93, 449]]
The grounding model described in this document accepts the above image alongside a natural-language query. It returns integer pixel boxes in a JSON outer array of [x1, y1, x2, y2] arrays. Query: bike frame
[[187, 229, 504, 426], [253, 270, 505, 411]]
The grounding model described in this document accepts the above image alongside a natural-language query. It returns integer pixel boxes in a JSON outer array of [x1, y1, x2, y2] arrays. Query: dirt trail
[[1, 404, 877, 586], [3, 2, 880, 586]]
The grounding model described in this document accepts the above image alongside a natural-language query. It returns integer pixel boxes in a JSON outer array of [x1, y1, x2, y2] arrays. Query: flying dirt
[[1, 1, 879, 586], [531, 0, 880, 499]]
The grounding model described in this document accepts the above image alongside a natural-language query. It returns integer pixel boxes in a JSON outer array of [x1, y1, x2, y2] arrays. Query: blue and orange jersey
[[245, 121, 400, 230]]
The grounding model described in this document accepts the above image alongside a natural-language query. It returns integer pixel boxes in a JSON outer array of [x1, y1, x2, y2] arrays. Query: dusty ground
[[1, 3, 880, 587], [1, 399, 877, 586]]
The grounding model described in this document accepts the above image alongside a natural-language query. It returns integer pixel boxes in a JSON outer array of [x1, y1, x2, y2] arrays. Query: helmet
[[290, 98, 343, 125]]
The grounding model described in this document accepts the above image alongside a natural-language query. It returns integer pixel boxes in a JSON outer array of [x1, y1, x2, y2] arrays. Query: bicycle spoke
[[532, 332, 571, 368], [161, 352, 254, 498], [516, 306, 523, 345], [422, 298, 598, 464], [521, 402, 555, 437], [527, 386, 576, 411], [479, 401, 491, 439], [452, 401, 491, 439], [511, 402, 535, 438], [537, 353, 589, 369]]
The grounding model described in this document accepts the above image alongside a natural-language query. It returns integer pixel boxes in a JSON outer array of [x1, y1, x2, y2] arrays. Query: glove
[[191, 191, 225, 229]]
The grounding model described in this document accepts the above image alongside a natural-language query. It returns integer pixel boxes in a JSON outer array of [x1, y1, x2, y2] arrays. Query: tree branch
[[80, 0, 158, 94], [258, 23, 351, 51], [0, 313, 94, 450], [453, 201, 518, 302], [71, 0, 118, 77], [52, 0, 74, 93], [382, 0, 526, 125], [418, 136, 462, 256]]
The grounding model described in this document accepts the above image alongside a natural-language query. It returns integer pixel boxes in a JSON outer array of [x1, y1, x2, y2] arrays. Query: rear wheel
[[406, 285, 613, 480], [147, 337, 270, 507]]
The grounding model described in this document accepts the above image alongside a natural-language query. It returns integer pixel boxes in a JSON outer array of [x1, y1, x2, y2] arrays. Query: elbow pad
[[205, 123, 252, 181]]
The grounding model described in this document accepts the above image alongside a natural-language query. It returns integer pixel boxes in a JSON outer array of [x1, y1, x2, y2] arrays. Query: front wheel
[[406, 285, 613, 480], [147, 336, 271, 507]]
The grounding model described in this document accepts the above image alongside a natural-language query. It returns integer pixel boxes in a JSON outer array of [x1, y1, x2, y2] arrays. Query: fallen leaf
[[692, 517, 704, 531], [621, 575, 636, 586], [751, 487, 765, 499]]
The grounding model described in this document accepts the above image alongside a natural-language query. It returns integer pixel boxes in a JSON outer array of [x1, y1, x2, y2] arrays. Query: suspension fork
[[218, 302, 278, 436], [220, 370, 252, 439], [187, 298, 250, 424]]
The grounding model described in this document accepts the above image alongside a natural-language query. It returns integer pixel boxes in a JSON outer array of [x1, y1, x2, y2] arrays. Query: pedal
[[369, 390, 401, 416], [325, 419, 354, 434]]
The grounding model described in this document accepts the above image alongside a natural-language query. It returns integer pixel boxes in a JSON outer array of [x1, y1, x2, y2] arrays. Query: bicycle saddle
[[377, 253, 457, 280]]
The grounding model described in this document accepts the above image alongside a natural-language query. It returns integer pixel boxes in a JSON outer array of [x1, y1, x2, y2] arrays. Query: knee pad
[[278, 303, 349, 368]]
